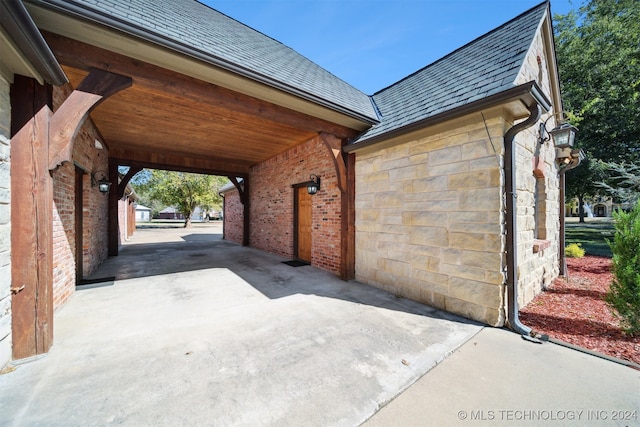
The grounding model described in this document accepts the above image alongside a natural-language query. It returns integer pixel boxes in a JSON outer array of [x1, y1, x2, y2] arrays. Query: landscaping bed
[[520, 255, 640, 366]]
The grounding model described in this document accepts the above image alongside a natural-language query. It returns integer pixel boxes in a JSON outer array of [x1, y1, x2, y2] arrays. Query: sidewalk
[[363, 327, 640, 427]]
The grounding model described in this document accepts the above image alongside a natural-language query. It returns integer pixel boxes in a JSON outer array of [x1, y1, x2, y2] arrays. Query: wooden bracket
[[228, 176, 246, 204], [49, 68, 132, 170], [319, 132, 347, 193], [117, 165, 143, 199]]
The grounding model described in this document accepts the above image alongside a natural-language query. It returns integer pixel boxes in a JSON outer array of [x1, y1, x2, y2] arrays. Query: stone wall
[[0, 75, 11, 368], [51, 84, 110, 310], [514, 28, 562, 306], [354, 113, 509, 325]]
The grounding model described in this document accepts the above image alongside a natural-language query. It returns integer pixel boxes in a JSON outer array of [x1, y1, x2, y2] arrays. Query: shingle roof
[[35, 0, 378, 123], [352, 2, 548, 144]]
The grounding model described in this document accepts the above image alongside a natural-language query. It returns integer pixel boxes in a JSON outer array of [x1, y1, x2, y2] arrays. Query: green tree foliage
[[563, 157, 607, 220], [145, 170, 227, 227], [606, 201, 640, 335], [555, 0, 640, 218], [599, 162, 640, 205]]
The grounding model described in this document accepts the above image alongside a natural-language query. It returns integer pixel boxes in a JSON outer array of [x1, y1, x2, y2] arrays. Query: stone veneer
[[355, 113, 509, 325], [353, 26, 562, 325], [0, 75, 11, 368], [354, 106, 561, 325]]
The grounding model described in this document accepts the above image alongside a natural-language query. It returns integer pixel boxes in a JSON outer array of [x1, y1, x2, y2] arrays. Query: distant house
[[135, 205, 152, 222], [158, 207, 184, 220]]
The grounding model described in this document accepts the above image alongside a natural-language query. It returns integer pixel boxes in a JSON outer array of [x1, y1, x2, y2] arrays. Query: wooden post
[[10, 76, 54, 360], [341, 153, 356, 280], [108, 161, 119, 256], [319, 132, 354, 280], [242, 178, 250, 246]]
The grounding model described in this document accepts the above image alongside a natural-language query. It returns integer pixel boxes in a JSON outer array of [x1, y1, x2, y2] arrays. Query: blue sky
[[203, 0, 580, 94]]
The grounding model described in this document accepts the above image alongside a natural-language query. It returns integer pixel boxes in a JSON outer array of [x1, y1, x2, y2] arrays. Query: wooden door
[[296, 186, 312, 262]]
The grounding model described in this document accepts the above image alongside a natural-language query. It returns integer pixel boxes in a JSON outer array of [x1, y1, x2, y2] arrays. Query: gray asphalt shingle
[[39, 0, 377, 122], [353, 2, 548, 143], [37, 0, 548, 137]]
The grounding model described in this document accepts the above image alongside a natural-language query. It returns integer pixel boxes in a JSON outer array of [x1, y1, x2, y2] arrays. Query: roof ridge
[[371, 1, 550, 97]]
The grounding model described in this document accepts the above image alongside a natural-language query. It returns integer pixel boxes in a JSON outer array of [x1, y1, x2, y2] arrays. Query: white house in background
[[135, 204, 152, 222]]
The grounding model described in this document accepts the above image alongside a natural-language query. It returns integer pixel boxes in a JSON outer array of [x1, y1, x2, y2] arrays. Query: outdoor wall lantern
[[307, 174, 321, 195], [539, 117, 582, 170], [539, 117, 578, 149], [91, 170, 111, 194]]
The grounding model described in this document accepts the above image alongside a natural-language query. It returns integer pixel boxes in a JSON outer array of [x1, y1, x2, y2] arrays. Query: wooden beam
[[43, 32, 360, 139], [108, 161, 119, 256], [116, 165, 143, 200], [227, 176, 251, 246], [340, 153, 356, 280], [49, 68, 131, 170], [319, 132, 347, 193], [10, 76, 54, 359], [111, 147, 251, 176], [228, 176, 246, 204], [243, 178, 250, 246]]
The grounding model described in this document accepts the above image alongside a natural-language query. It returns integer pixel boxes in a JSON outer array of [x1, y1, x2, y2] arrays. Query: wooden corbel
[[49, 68, 132, 170], [228, 176, 247, 204], [117, 165, 143, 199], [319, 132, 347, 193]]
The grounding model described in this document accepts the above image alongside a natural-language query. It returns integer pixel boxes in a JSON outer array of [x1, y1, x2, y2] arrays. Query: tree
[[145, 170, 227, 227], [599, 162, 640, 206], [605, 201, 640, 336], [554, 0, 640, 218], [564, 156, 607, 221]]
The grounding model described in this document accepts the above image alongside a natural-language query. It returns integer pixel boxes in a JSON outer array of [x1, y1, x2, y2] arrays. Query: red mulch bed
[[520, 256, 640, 366]]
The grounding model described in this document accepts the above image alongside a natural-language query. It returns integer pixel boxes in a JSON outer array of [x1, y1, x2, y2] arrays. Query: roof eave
[[345, 81, 551, 153], [25, 0, 378, 125], [1, 0, 67, 85]]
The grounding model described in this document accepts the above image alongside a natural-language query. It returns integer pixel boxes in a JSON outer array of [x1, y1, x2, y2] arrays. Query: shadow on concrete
[[83, 228, 475, 324]]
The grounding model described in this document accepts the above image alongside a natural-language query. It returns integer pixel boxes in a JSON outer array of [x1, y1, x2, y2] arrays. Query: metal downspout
[[504, 103, 541, 336]]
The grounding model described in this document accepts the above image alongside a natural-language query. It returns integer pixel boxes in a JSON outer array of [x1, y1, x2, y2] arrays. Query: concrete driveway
[[0, 224, 481, 426]]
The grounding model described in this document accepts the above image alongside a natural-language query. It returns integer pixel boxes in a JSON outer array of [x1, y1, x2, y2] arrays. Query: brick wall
[[0, 75, 12, 368], [51, 84, 110, 310], [221, 186, 243, 244], [243, 135, 343, 275], [118, 197, 136, 243]]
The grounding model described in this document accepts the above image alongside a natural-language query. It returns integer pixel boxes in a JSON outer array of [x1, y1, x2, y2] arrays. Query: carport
[[11, 0, 377, 360], [1, 225, 481, 425]]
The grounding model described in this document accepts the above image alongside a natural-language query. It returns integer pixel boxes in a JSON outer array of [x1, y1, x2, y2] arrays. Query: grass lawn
[[565, 218, 614, 258]]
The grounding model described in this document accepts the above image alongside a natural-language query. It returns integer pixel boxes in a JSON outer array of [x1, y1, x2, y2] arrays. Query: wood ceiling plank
[[63, 66, 317, 165], [46, 32, 360, 139]]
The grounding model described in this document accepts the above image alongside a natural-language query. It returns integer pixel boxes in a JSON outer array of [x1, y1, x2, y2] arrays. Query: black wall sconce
[[307, 174, 321, 195], [539, 116, 577, 148], [91, 170, 111, 194], [539, 115, 583, 171]]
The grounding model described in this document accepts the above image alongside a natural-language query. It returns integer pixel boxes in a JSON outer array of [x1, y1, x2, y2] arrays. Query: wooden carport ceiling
[[47, 33, 362, 176]]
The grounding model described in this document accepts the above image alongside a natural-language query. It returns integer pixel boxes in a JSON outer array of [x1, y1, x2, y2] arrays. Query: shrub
[[565, 243, 585, 258], [605, 201, 640, 336]]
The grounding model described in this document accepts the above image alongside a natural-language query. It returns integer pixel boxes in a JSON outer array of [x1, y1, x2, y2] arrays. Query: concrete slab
[[0, 225, 481, 426], [364, 327, 640, 427]]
